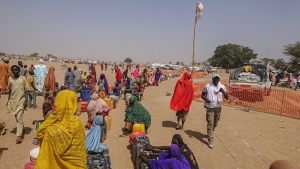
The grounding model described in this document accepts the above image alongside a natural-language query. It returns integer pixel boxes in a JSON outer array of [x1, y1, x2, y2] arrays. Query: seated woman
[[145, 134, 199, 169], [121, 95, 151, 137], [86, 94, 110, 129], [108, 82, 121, 100], [81, 83, 92, 103], [32, 102, 53, 145], [140, 144, 190, 169], [85, 115, 111, 168], [34, 90, 87, 169]]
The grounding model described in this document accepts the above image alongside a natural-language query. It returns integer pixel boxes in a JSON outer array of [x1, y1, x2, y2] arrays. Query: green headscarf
[[125, 96, 151, 129]]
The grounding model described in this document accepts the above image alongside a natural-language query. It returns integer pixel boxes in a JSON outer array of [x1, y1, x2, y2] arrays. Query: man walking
[[7, 65, 29, 143], [201, 74, 228, 149], [27, 70, 37, 109]]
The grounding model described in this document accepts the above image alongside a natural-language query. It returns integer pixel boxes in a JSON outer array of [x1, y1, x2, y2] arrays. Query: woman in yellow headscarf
[[34, 90, 87, 169]]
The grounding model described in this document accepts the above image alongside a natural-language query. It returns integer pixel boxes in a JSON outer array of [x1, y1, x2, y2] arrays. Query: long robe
[[116, 69, 122, 82], [133, 68, 139, 79], [170, 72, 194, 112], [73, 68, 82, 88], [154, 69, 162, 84], [43, 67, 56, 92], [35, 90, 86, 169], [64, 71, 74, 90], [0, 63, 11, 91], [34, 64, 48, 92]]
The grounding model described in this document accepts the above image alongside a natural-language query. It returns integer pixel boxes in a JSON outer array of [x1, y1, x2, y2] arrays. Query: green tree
[[208, 43, 258, 69], [169, 62, 172, 65], [175, 62, 180, 65], [30, 52, 39, 58], [124, 58, 133, 63], [201, 60, 209, 66], [47, 54, 52, 57], [260, 58, 276, 65], [250, 60, 263, 64], [283, 41, 300, 72], [0, 52, 5, 56], [273, 59, 287, 71]]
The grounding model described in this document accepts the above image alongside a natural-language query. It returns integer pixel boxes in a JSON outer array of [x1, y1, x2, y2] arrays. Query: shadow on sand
[[162, 121, 177, 128], [184, 130, 208, 145]]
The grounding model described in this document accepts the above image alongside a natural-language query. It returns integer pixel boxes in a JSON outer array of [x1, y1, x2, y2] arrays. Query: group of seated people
[[32, 90, 111, 168]]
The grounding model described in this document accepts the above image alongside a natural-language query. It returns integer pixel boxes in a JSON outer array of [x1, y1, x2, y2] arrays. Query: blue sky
[[0, 0, 299, 64]]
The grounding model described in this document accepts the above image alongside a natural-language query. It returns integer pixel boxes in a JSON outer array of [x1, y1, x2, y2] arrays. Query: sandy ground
[[0, 59, 300, 169]]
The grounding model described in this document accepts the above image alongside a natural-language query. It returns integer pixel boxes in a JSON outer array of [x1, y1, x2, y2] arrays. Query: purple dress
[[149, 144, 190, 169], [154, 70, 162, 84], [99, 74, 109, 93]]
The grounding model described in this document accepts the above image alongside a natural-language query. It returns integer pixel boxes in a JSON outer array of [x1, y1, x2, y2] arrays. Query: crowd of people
[[0, 57, 298, 169]]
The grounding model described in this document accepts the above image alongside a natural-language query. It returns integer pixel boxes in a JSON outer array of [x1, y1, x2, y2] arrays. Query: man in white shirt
[[201, 74, 228, 149]]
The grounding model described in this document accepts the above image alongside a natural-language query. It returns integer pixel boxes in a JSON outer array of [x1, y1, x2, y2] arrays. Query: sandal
[[175, 124, 181, 130], [16, 137, 22, 143]]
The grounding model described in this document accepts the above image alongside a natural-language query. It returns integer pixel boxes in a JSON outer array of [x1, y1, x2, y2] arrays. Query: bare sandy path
[[0, 59, 299, 169]]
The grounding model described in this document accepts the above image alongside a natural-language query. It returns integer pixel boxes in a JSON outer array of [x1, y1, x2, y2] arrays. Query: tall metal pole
[[191, 3, 197, 82], [267, 45, 269, 59]]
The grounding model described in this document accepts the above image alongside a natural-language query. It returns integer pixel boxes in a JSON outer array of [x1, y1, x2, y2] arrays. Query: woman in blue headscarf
[[140, 144, 190, 169], [85, 116, 111, 167]]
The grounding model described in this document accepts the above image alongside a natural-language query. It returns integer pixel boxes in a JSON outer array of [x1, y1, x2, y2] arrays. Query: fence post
[[280, 90, 285, 115]]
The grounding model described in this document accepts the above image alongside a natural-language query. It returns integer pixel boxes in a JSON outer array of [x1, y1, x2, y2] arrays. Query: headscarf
[[35, 90, 86, 169], [64, 67, 74, 86], [100, 74, 109, 93], [39, 59, 44, 64], [149, 144, 190, 169], [116, 68, 122, 82], [170, 72, 194, 112], [125, 95, 151, 129], [87, 94, 110, 121], [172, 134, 199, 169], [85, 115, 107, 153], [43, 67, 56, 92]]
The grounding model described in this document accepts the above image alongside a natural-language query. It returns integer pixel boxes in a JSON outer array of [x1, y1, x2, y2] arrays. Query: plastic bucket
[[30, 147, 40, 161]]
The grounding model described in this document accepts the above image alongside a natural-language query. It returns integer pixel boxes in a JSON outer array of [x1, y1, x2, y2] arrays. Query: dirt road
[[0, 59, 299, 169]]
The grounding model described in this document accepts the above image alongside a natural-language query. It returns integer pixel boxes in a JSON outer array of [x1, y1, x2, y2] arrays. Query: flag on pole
[[195, 2, 203, 21]]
